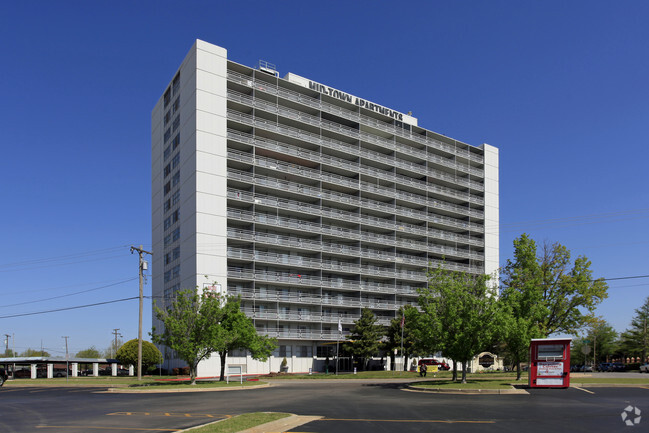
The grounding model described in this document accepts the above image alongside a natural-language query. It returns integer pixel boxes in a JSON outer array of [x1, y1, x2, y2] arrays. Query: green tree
[[116, 339, 162, 372], [500, 235, 545, 380], [21, 348, 51, 357], [76, 346, 101, 358], [385, 306, 427, 371], [618, 296, 649, 362], [152, 288, 225, 384], [214, 297, 276, 381], [571, 317, 618, 365], [345, 308, 384, 370], [419, 266, 500, 383]]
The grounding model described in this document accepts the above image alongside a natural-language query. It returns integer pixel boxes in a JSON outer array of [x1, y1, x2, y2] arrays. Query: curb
[[103, 383, 270, 393], [404, 384, 529, 395]]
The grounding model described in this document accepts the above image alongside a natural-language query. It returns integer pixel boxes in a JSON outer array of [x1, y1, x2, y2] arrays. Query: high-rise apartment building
[[151, 40, 499, 375]]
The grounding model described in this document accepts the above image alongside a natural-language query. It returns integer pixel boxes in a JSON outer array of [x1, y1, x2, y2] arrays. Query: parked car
[[580, 365, 593, 372], [640, 363, 649, 373], [418, 358, 450, 371], [0, 367, 7, 386], [609, 363, 626, 372], [597, 363, 611, 372]]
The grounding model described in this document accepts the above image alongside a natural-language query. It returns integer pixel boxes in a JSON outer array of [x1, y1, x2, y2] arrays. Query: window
[[297, 346, 312, 357], [172, 190, 180, 206], [172, 133, 180, 150], [172, 246, 180, 260], [172, 227, 180, 242], [163, 128, 171, 143], [164, 110, 171, 127], [172, 115, 180, 133], [171, 171, 180, 187], [279, 345, 292, 358], [163, 182, 171, 196], [172, 97, 180, 114], [164, 163, 171, 178], [172, 73, 180, 95], [163, 145, 171, 161], [163, 87, 171, 108], [172, 153, 180, 169], [163, 199, 170, 213]]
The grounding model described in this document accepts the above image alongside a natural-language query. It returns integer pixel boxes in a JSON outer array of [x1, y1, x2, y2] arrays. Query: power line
[[0, 245, 130, 269], [0, 297, 139, 319], [0, 277, 138, 308]]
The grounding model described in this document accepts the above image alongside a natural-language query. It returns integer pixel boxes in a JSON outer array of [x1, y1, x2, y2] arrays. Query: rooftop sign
[[285, 73, 417, 126]]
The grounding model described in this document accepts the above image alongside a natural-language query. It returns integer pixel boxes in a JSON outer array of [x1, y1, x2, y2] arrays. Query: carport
[[0, 356, 134, 379]]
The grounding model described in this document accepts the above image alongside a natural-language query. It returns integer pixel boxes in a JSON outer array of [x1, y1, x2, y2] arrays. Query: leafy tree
[[116, 339, 162, 371], [617, 296, 649, 362], [345, 308, 384, 370], [419, 266, 500, 383], [76, 346, 101, 358], [152, 288, 225, 384], [21, 348, 51, 357], [214, 297, 276, 381], [500, 234, 608, 336], [500, 235, 545, 380], [571, 317, 618, 365], [3, 349, 16, 357], [385, 306, 427, 371]]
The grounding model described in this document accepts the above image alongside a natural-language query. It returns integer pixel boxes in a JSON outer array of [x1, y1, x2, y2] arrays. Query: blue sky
[[1, 1, 647, 357]]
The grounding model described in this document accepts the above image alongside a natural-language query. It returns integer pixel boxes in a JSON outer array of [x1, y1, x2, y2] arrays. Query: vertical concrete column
[[111, 363, 118, 376], [71, 362, 78, 377], [47, 363, 53, 378], [31, 364, 38, 379], [92, 363, 99, 377]]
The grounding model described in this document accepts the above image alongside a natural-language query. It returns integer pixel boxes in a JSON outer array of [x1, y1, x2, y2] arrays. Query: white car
[[640, 363, 649, 373]]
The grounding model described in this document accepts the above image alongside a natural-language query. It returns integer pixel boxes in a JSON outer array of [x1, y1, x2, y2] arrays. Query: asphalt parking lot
[[1, 378, 647, 432]]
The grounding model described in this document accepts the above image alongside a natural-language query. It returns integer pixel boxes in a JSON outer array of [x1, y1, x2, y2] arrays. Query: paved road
[[0, 379, 647, 432]]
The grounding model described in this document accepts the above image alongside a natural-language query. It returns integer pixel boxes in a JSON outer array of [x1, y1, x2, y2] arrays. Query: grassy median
[[188, 412, 291, 433]]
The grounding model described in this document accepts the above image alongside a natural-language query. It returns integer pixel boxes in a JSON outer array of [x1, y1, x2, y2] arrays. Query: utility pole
[[3, 334, 10, 356], [130, 245, 152, 381], [62, 336, 69, 383], [112, 329, 122, 358]]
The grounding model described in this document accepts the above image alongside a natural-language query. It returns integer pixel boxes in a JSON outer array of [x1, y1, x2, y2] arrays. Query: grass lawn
[[413, 379, 516, 390], [4, 376, 264, 389], [187, 412, 291, 433], [127, 380, 265, 389], [263, 370, 520, 380]]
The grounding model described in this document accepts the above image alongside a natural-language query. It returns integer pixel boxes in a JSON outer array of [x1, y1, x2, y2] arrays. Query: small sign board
[[537, 361, 563, 376], [226, 365, 242, 384]]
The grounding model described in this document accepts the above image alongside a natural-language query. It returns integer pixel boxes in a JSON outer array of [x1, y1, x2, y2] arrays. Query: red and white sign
[[537, 362, 563, 376]]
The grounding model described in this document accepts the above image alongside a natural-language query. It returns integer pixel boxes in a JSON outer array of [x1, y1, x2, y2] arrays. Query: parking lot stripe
[[573, 386, 595, 394]]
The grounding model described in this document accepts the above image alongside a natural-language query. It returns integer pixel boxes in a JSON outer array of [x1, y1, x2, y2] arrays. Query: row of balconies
[[227, 109, 486, 192], [227, 268, 428, 291], [228, 148, 484, 219], [254, 328, 351, 340], [241, 307, 393, 326], [228, 247, 433, 278], [230, 286, 418, 309], [228, 169, 485, 231], [226, 195, 484, 248], [226, 70, 484, 166], [227, 228, 484, 274], [228, 127, 484, 191], [226, 206, 485, 256]]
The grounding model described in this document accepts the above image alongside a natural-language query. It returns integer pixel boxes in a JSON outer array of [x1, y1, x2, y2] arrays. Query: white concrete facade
[[152, 40, 499, 376]]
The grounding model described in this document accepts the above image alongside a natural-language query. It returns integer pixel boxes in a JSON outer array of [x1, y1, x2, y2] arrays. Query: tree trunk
[[461, 361, 467, 384], [219, 350, 227, 382], [390, 352, 395, 371], [190, 362, 197, 385], [516, 361, 522, 380], [452, 360, 458, 382]]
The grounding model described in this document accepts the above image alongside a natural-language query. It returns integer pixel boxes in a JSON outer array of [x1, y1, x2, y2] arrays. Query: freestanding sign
[[529, 338, 572, 388]]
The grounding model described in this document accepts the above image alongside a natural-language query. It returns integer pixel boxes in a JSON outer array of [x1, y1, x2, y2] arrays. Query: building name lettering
[[308, 81, 404, 121]]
